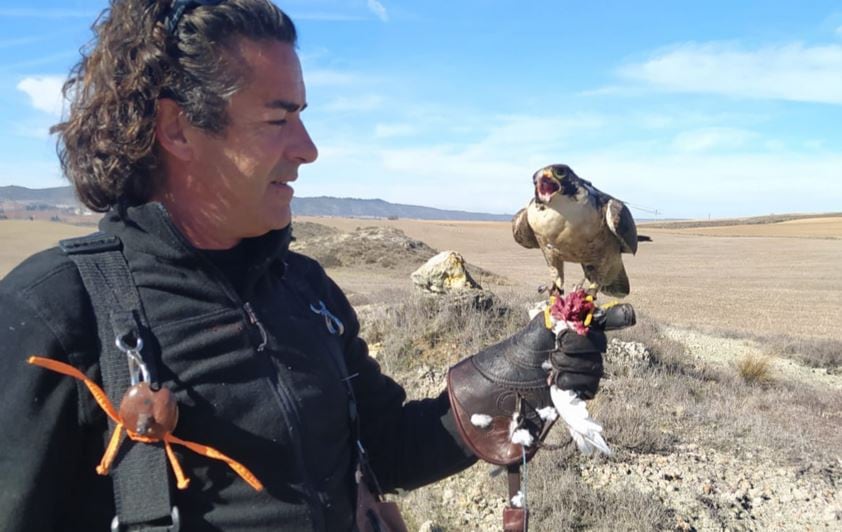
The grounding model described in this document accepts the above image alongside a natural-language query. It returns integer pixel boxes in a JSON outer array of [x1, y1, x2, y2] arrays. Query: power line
[[624, 202, 660, 216]]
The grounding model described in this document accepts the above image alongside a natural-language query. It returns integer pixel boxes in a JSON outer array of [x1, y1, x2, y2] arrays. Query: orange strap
[[28, 356, 263, 491]]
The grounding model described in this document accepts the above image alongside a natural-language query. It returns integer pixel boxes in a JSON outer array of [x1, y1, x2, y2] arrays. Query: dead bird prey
[[512, 164, 638, 297]]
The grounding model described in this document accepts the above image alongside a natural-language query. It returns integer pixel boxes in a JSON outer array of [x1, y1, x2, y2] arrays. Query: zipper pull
[[244, 302, 268, 352], [309, 300, 345, 336]]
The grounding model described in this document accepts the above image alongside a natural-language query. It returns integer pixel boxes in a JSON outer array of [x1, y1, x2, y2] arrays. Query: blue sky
[[1, 1, 841, 219]]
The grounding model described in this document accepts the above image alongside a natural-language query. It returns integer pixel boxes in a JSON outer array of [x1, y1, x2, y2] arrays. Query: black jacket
[[0, 203, 475, 531]]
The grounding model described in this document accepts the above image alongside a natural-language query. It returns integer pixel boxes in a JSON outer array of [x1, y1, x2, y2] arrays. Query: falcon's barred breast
[[512, 164, 638, 297]]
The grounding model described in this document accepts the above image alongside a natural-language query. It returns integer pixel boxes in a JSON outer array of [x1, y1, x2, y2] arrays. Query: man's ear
[[156, 98, 193, 161]]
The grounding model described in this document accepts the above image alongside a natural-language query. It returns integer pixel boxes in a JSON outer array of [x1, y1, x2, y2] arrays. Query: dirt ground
[[0, 220, 90, 276], [299, 215, 842, 342], [2, 215, 841, 341]]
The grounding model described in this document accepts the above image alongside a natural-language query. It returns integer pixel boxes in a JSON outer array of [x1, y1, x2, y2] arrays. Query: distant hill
[[292, 196, 511, 221], [639, 212, 842, 229], [0, 185, 513, 221], [0, 185, 78, 206]]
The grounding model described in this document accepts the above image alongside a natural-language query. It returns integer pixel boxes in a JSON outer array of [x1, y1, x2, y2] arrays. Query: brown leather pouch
[[355, 467, 408, 532]]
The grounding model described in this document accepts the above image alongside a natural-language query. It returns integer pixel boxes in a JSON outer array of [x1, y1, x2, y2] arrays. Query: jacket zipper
[[242, 299, 327, 532], [186, 244, 324, 528], [243, 302, 268, 352]]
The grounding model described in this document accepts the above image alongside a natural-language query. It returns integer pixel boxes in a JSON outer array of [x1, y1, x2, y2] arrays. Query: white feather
[[537, 406, 558, 422], [550, 385, 612, 456], [510, 428, 534, 447], [470, 414, 493, 429], [527, 300, 549, 320]]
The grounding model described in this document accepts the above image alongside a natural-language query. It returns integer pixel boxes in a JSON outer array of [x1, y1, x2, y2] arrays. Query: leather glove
[[447, 303, 634, 466], [552, 328, 606, 400]]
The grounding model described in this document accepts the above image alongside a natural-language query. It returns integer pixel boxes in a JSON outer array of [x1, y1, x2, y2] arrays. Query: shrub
[[736, 354, 772, 384]]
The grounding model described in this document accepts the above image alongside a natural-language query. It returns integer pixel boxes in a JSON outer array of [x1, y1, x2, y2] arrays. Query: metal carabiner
[[115, 335, 149, 386], [309, 300, 345, 336]]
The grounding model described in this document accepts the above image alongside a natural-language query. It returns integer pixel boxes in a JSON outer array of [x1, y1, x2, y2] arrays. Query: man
[[0, 1, 608, 530]]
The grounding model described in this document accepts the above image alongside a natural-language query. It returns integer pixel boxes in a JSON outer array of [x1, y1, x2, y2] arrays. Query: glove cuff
[[447, 316, 556, 466], [447, 358, 552, 466]]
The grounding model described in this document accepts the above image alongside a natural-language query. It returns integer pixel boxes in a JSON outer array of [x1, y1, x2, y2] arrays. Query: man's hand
[[551, 328, 606, 400]]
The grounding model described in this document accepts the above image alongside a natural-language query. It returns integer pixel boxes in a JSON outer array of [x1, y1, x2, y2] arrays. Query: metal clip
[[309, 300, 345, 336], [115, 335, 148, 386]]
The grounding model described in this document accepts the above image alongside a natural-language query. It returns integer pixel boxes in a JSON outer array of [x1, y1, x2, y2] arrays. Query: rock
[[411, 251, 481, 294], [417, 520, 442, 532], [606, 338, 652, 366]]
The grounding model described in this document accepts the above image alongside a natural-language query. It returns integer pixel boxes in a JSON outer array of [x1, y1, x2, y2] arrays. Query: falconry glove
[[447, 301, 635, 466]]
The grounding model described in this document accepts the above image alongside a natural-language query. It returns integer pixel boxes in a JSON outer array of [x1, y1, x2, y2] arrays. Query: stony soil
[[365, 310, 842, 531]]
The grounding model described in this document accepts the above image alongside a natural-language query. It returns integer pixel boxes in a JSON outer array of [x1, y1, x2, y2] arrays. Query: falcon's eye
[[553, 167, 567, 179]]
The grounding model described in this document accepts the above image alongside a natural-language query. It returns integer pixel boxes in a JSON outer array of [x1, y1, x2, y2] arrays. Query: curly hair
[[52, 0, 297, 212]]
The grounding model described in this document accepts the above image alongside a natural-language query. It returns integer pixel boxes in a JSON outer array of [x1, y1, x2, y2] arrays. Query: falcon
[[512, 164, 638, 297]]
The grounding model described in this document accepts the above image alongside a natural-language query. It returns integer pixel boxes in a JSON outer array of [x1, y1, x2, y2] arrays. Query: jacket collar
[[99, 202, 292, 278]]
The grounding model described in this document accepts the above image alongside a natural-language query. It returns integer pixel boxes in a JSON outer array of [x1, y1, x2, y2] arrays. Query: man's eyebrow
[[265, 99, 307, 112]]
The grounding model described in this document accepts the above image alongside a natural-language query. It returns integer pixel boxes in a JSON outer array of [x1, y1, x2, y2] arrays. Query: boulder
[[411, 251, 482, 294]]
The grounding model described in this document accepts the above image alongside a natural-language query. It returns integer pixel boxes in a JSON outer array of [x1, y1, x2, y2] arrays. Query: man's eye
[[267, 119, 287, 126]]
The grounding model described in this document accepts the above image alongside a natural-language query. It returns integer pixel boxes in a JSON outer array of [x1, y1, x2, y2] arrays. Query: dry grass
[[736, 354, 773, 384], [764, 334, 842, 370], [529, 461, 674, 531], [359, 289, 842, 530], [360, 289, 530, 379], [674, 323, 842, 371]]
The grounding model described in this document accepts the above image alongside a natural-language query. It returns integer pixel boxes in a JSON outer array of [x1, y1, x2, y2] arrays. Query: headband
[[165, 0, 225, 35]]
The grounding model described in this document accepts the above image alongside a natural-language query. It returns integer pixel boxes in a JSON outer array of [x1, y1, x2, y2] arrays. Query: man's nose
[[291, 120, 318, 164]]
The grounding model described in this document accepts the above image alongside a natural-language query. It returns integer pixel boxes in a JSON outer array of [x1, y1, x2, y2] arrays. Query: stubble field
[[298, 215, 842, 342]]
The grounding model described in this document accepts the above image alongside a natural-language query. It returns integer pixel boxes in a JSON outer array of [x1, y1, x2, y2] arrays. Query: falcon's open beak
[[534, 168, 561, 204]]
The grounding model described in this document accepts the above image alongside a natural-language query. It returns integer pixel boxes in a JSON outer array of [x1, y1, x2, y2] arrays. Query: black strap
[[60, 233, 176, 531]]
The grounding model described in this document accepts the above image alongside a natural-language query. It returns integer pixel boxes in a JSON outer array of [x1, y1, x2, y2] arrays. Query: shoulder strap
[[60, 232, 178, 532]]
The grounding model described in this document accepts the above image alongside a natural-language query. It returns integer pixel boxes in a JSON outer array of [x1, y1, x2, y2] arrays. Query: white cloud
[[301, 136, 842, 218], [323, 94, 383, 112], [672, 127, 756, 152], [14, 122, 53, 140], [574, 151, 842, 219], [16, 75, 66, 116], [619, 42, 842, 104], [367, 0, 389, 22], [303, 113, 610, 213], [304, 69, 363, 87], [301, 103, 842, 217], [374, 123, 416, 138]]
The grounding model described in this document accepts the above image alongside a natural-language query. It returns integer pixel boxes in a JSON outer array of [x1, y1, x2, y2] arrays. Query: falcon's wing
[[512, 205, 540, 249], [606, 199, 638, 254]]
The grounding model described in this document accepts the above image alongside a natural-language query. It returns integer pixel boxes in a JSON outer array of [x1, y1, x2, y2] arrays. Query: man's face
[[179, 39, 318, 240]]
